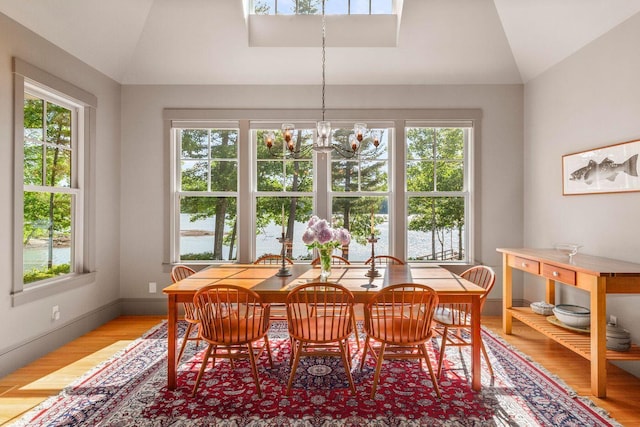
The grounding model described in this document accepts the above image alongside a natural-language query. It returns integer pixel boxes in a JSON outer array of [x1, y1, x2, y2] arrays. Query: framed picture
[[562, 139, 640, 195]]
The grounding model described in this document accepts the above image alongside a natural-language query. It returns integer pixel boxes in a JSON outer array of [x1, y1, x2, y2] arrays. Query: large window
[[167, 110, 476, 265], [13, 58, 96, 303], [406, 125, 470, 262], [174, 126, 239, 261]]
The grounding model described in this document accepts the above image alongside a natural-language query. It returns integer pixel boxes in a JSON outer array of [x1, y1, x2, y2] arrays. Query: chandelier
[[264, 0, 380, 160]]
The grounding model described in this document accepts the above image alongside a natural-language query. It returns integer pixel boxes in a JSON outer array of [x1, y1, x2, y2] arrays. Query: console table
[[497, 248, 640, 398]]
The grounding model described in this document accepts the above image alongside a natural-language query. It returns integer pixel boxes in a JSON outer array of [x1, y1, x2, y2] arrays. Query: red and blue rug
[[11, 321, 621, 426]]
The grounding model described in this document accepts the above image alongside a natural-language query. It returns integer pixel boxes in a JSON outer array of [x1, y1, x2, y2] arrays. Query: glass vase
[[319, 246, 332, 282]]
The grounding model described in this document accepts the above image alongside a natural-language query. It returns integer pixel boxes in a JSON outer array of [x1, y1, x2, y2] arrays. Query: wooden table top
[[163, 263, 485, 303]]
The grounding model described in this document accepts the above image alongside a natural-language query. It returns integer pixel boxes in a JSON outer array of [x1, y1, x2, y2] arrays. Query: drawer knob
[[552, 271, 559, 277], [522, 262, 528, 267]]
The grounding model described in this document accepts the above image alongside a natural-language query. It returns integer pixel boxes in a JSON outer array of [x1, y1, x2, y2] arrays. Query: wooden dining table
[[163, 263, 487, 392]]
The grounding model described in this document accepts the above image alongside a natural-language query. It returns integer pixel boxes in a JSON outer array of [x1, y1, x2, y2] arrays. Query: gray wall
[[523, 12, 640, 376], [119, 84, 525, 309], [0, 13, 122, 376]]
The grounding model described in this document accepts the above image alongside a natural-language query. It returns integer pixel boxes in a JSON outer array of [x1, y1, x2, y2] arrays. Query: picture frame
[[562, 139, 640, 195]]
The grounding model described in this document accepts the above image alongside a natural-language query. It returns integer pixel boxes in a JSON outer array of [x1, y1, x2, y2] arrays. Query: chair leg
[[192, 344, 214, 397], [359, 336, 371, 371], [176, 322, 194, 366], [286, 339, 304, 395], [481, 338, 494, 377], [436, 326, 450, 378], [420, 343, 441, 398], [264, 335, 274, 369], [247, 342, 262, 398], [351, 308, 360, 350], [338, 340, 356, 395], [370, 342, 386, 399]]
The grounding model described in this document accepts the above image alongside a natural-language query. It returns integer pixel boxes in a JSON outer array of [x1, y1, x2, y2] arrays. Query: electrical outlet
[[149, 282, 157, 293], [52, 305, 60, 321], [609, 315, 617, 326]]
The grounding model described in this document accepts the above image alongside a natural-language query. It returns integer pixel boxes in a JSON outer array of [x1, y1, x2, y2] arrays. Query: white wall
[[524, 13, 640, 376], [0, 13, 122, 375], [119, 84, 524, 307]]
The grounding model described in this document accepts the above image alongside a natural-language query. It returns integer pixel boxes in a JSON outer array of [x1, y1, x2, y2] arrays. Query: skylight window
[[252, 0, 392, 15]]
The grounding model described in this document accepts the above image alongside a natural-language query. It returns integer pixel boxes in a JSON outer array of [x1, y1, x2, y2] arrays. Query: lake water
[[23, 216, 461, 268]]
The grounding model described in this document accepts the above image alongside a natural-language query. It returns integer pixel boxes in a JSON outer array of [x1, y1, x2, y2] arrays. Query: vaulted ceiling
[[2, 0, 640, 85]]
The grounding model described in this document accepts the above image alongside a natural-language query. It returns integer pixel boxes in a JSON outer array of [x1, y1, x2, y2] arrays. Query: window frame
[[164, 109, 479, 266], [171, 124, 240, 263], [12, 58, 97, 306]]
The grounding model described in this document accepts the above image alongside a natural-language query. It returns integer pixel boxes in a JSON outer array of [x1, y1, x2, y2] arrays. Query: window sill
[[11, 272, 97, 307]]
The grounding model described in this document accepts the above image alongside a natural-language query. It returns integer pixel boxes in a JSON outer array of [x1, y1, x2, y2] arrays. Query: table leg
[[502, 254, 513, 334], [591, 277, 607, 398], [471, 294, 481, 391], [168, 295, 177, 390]]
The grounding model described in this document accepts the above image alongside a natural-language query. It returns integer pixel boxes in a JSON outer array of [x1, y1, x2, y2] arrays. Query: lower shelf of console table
[[509, 307, 640, 361]]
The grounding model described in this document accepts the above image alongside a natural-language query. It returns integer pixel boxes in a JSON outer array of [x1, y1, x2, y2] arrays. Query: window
[[173, 126, 239, 262], [166, 110, 477, 265], [405, 124, 471, 262], [330, 124, 391, 261], [13, 58, 96, 303], [254, 124, 315, 259], [252, 0, 392, 15]]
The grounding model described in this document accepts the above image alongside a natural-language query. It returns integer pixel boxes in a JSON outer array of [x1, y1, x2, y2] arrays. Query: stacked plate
[[607, 323, 631, 352]]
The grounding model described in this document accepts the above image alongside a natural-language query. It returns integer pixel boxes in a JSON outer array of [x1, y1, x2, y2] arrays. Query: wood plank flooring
[[1, 315, 639, 425]]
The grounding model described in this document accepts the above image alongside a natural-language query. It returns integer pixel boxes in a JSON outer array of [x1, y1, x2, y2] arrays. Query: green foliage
[[23, 263, 71, 284]]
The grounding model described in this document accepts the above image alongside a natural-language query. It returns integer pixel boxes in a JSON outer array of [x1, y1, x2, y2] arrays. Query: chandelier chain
[[321, 0, 326, 122]]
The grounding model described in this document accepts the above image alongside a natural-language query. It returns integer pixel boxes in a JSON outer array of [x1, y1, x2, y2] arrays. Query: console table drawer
[[542, 264, 576, 286], [509, 255, 540, 274]]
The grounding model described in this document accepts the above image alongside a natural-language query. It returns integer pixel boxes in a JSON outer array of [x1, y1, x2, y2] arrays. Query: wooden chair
[[360, 283, 441, 399], [254, 254, 293, 319], [433, 265, 496, 378], [254, 254, 294, 265], [285, 282, 356, 395], [364, 255, 405, 265], [191, 284, 273, 398], [311, 255, 351, 266], [171, 265, 199, 366]]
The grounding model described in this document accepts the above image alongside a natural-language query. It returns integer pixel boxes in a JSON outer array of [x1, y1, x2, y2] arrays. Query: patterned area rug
[[11, 321, 620, 426]]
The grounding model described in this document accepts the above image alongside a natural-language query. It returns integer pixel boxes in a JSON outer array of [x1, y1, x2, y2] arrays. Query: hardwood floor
[[1, 315, 639, 425]]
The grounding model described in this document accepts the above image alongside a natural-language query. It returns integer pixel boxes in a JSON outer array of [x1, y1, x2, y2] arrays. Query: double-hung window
[[173, 125, 239, 262], [13, 58, 96, 304], [405, 123, 472, 262]]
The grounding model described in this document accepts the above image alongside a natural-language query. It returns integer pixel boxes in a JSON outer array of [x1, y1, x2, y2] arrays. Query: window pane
[[210, 129, 238, 159], [284, 160, 313, 191], [350, 0, 370, 14], [255, 196, 314, 259], [181, 160, 208, 191], [181, 130, 208, 159], [371, 0, 392, 14], [179, 196, 237, 261], [326, 0, 348, 14], [24, 141, 43, 185], [46, 102, 71, 147], [407, 196, 465, 261], [332, 196, 388, 262], [45, 146, 71, 187], [406, 127, 436, 160], [278, 0, 296, 14], [331, 160, 359, 191], [406, 160, 434, 192], [254, 0, 275, 14], [299, 0, 321, 14], [24, 95, 43, 142], [23, 191, 72, 283], [360, 160, 388, 191], [257, 161, 284, 191], [436, 160, 463, 192], [211, 161, 238, 191]]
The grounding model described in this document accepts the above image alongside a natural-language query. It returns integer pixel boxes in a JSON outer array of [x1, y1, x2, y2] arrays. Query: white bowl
[[553, 304, 590, 328], [530, 301, 554, 315]]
